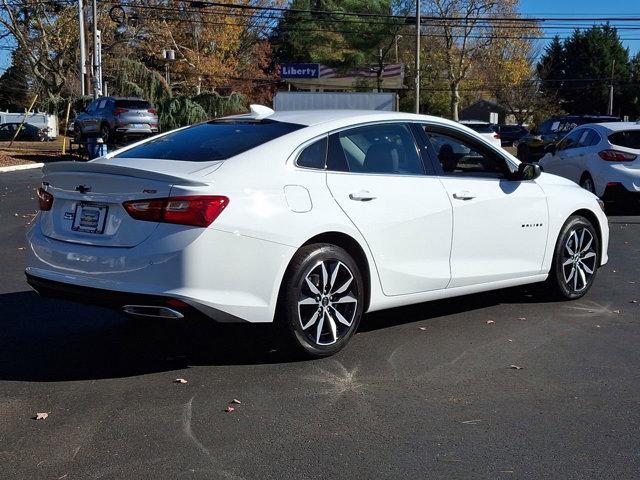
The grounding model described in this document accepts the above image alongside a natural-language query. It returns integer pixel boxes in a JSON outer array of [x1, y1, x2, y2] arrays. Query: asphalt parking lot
[[1, 168, 638, 479]]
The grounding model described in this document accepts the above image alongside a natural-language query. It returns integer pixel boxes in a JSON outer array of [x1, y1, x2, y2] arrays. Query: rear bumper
[[602, 183, 640, 201], [25, 223, 296, 323], [26, 273, 215, 320]]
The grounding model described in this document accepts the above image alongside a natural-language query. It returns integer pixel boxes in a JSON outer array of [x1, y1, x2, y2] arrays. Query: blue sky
[[1, 0, 638, 74], [520, 0, 640, 56]]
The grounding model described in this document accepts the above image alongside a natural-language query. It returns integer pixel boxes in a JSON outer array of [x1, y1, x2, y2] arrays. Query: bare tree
[[429, 0, 517, 120], [0, 0, 80, 99]]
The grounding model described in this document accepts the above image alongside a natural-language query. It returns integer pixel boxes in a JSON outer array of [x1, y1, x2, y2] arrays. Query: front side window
[[558, 129, 583, 151], [114, 119, 304, 162], [327, 123, 424, 175], [423, 129, 511, 178], [296, 137, 327, 169]]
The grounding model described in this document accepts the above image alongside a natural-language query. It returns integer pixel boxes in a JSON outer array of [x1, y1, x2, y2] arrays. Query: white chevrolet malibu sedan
[[26, 107, 609, 357]]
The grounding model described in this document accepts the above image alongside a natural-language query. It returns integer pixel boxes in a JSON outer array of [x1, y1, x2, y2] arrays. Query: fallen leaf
[[232, 399, 242, 404], [35, 412, 49, 420], [612, 310, 621, 314], [595, 325, 601, 328], [507, 339, 513, 342], [629, 281, 636, 284], [225, 406, 235, 413], [630, 300, 637, 304], [13, 213, 18, 217], [486, 320, 495, 324], [418, 326, 427, 331], [17, 247, 25, 250], [516, 317, 527, 321], [509, 365, 523, 370], [174, 378, 188, 384]]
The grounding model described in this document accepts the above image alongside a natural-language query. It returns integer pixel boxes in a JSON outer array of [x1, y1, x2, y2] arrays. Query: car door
[[561, 128, 598, 182], [0, 124, 11, 140], [546, 129, 583, 179], [325, 122, 452, 296], [81, 99, 105, 135], [417, 124, 549, 288]]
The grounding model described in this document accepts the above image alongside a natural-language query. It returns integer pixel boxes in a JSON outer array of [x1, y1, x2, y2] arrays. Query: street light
[[162, 49, 176, 86], [395, 35, 403, 63]]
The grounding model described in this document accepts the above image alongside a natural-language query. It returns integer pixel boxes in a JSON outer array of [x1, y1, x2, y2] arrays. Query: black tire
[[546, 215, 600, 300], [100, 124, 112, 145], [73, 124, 83, 143], [277, 243, 364, 358], [579, 172, 596, 195]]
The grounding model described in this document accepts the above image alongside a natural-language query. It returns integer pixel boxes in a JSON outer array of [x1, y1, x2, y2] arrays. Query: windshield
[[115, 99, 152, 109], [114, 120, 305, 162]]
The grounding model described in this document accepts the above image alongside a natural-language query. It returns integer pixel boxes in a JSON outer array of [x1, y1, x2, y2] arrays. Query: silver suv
[[73, 97, 159, 144]]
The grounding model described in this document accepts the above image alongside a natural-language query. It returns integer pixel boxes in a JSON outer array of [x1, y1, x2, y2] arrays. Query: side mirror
[[515, 162, 541, 181]]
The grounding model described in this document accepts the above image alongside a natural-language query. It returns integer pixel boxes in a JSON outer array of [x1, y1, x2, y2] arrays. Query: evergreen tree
[[537, 35, 564, 100], [0, 53, 30, 111], [537, 26, 632, 116]]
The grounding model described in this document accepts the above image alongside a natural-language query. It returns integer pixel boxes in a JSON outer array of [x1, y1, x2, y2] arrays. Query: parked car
[[72, 97, 159, 145], [458, 120, 502, 148], [0, 122, 48, 141], [492, 124, 529, 147], [539, 122, 640, 202], [514, 115, 619, 163], [26, 107, 609, 358]]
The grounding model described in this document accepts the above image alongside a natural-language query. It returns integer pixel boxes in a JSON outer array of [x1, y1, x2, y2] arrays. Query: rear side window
[[609, 130, 640, 149], [296, 137, 327, 169], [115, 99, 152, 109], [327, 123, 424, 175], [114, 120, 304, 162]]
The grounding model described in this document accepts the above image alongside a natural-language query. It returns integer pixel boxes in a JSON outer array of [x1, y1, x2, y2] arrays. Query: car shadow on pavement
[[0, 284, 557, 382]]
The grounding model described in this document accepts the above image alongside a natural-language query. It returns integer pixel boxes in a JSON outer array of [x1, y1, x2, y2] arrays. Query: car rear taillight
[[37, 187, 53, 211], [598, 149, 637, 161], [122, 196, 228, 227], [113, 108, 129, 116], [148, 108, 158, 115]]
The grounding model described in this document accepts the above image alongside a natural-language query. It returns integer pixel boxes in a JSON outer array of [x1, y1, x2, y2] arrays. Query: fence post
[[9, 95, 38, 148], [62, 101, 72, 155]]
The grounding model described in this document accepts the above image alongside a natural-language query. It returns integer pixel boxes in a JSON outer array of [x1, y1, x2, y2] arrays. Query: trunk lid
[[39, 161, 209, 247]]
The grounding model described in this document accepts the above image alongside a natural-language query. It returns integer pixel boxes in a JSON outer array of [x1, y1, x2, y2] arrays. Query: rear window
[[609, 130, 640, 149], [463, 123, 494, 133], [114, 120, 305, 162], [115, 99, 152, 109]]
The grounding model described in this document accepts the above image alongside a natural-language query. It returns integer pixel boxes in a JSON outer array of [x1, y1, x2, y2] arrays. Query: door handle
[[452, 190, 476, 200], [349, 190, 377, 202]]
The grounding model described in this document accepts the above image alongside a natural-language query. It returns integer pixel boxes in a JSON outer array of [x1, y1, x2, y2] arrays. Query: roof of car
[[225, 109, 464, 128], [586, 121, 640, 131]]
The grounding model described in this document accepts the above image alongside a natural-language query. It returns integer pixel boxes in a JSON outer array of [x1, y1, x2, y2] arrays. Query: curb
[[0, 163, 44, 173]]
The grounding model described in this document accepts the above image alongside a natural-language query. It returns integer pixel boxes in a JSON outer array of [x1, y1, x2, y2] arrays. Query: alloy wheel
[[561, 227, 597, 293], [297, 260, 358, 346]]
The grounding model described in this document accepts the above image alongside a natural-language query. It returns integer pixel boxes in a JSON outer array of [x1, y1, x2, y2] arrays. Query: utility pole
[[608, 59, 615, 116], [414, 0, 420, 114], [91, 0, 101, 98], [77, 0, 86, 96]]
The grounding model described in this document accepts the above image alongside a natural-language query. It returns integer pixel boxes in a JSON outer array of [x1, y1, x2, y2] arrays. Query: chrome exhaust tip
[[122, 305, 185, 319]]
